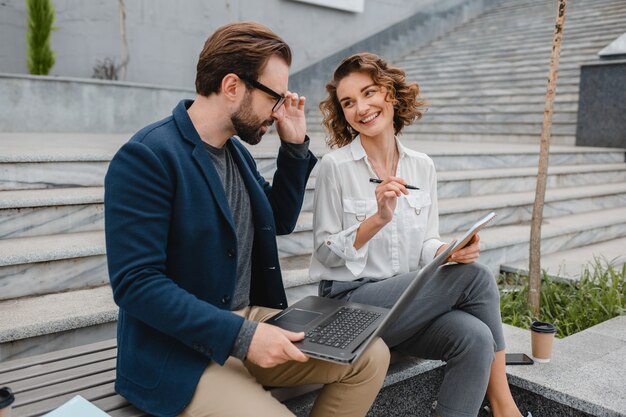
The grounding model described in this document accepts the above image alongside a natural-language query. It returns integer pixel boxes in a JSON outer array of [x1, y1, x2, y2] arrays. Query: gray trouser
[[319, 262, 505, 417]]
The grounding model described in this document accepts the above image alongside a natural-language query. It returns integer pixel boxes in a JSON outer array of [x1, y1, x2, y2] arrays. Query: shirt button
[[222, 295, 231, 305], [326, 241, 331, 245], [227, 248, 235, 257]]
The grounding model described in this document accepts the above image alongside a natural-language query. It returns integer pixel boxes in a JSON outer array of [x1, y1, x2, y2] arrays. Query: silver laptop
[[268, 211, 497, 364], [267, 239, 457, 364]]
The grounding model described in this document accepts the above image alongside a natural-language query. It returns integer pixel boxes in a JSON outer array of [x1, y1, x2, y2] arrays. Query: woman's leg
[[337, 262, 520, 417], [486, 351, 522, 417], [399, 309, 496, 417]]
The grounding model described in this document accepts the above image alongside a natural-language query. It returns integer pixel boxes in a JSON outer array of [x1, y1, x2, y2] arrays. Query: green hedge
[[499, 259, 626, 338]]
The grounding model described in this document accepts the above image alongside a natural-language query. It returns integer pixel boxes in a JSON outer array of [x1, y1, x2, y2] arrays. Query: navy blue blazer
[[104, 100, 317, 416]]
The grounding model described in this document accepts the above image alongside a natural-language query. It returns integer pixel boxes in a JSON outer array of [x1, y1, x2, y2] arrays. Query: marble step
[[471, 206, 626, 274], [305, 101, 580, 124], [402, 62, 584, 80], [422, 29, 623, 58], [418, 78, 581, 92], [475, 0, 621, 19], [418, 85, 579, 101], [434, 12, 626, 45], [501, 237, 626, 281], [279, 182, 626, 257], [397, 132, 575, 145], [0, 231, 107, 301], [402, 48, 607, 72], [2, 135, 623, 188], [0, 224, 314, 301], [0, 187, 104, 238], [0, 161, 110, 191], [421, 102, 579, 112], [438, 163, 626, 198], [416, 112, 577, 125], [420, 26, 624, 60], [403, 48, 600, 72], [439, 182, 626, 234], [4, 163, 623, 240], [0, 255, 318, 360], [429, 22, 620, 45], [469, 0, 624, 22], [444, 15, 626, 45], [256, 135, 626, 171], [408, 71, 582, 88], [308, 106, 580, 128], [408, 93, 579, 106], [272, 163, 626, 208], [0, 133, 125, 191], [404, 121, 576, 136]]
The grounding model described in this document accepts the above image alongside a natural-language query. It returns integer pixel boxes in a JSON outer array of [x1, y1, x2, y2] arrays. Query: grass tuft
[[498, 257, 626, 338]]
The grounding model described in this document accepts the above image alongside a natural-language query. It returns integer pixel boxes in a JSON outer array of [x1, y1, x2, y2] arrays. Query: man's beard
[[230, 99, 273, 146]]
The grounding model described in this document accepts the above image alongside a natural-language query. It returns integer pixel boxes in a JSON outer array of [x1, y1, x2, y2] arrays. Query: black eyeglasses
[[240, 77, 286, 112]]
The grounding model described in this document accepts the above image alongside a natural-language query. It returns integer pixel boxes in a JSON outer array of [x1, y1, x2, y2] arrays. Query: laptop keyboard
[[305, 307, 381, 349]]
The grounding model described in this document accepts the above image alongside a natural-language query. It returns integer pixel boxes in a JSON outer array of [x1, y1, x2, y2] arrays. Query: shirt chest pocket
[[404, 192, 432, 230], [342, 198, 382, 239]]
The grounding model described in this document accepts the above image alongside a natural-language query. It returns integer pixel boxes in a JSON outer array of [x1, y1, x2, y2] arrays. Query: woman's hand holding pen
[[374, 176, 409, 223]]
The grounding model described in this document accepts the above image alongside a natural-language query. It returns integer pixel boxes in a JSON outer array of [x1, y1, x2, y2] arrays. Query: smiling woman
[[311, 52, 528, 417]]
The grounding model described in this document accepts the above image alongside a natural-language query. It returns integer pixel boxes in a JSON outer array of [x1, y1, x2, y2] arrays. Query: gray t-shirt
[[205, 138, 310, 360]]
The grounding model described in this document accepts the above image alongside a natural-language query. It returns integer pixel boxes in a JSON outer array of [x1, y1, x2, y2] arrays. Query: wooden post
[[528, 0, 567, 315], [118, 0, 129, 81]]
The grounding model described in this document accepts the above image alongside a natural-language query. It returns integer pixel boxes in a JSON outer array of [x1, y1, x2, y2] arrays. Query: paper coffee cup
[[531, 321, 557, 363], [0, 387, 15, 417]]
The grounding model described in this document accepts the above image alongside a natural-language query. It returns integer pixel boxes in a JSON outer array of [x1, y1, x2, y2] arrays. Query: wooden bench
[[0, 338, 329, 417], [1, 337, 431, 417], [0, 339, 144, 417]]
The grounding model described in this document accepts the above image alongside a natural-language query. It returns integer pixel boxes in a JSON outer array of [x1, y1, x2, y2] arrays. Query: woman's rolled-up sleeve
[[312, 156, 370, 277]]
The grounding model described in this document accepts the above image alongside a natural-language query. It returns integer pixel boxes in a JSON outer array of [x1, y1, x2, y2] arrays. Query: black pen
[[369, 178, 420, 190]]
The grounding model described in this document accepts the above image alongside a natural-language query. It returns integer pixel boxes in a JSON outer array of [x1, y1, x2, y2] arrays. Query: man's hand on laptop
[[247, 323, 309, 367]]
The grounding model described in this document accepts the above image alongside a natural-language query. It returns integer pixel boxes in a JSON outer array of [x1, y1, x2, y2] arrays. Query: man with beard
[[104, 22, 389, 417]]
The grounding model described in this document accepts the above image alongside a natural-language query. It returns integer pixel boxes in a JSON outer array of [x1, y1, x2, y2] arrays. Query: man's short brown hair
[[195, 22, 292, 96]]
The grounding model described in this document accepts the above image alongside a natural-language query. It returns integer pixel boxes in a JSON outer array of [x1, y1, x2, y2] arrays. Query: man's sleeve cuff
[[229, 319, 258, 361], [280, 136, 311, 159]]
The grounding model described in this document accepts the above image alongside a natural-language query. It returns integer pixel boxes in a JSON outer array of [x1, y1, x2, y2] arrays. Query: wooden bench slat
[[0, 348, 116, 384], [14, 381, 117, 417], [108, 405, 149, 417], [14, 369, 116, 408], [93, 394, 138, 414], [10, 358, 116, 394], [0, 339, 117, 373]]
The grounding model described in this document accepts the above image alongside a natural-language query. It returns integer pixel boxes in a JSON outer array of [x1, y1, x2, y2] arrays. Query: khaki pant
[[178, 306, 390, 417]]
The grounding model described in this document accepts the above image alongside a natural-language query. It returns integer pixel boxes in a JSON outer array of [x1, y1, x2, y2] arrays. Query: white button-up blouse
[[310, 136, 445, 282]]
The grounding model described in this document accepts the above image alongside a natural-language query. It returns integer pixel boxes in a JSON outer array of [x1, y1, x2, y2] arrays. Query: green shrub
[[26, 0, 57, 75], [499, 258, 626, 338]]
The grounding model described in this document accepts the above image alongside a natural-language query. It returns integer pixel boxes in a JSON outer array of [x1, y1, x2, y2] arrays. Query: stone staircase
[[306, 0, 626, 145], [2, 0, 626, 376]]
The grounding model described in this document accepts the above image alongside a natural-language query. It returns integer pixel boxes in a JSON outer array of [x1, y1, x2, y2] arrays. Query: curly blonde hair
[[319, 52, 425, 149]]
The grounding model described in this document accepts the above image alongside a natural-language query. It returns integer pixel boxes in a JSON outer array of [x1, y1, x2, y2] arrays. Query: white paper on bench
[[42, 395, 111, 417]]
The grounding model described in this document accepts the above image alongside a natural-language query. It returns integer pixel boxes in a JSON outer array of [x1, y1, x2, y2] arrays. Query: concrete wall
[[0, 0, 443, 90], [0, 74, 194, 133]]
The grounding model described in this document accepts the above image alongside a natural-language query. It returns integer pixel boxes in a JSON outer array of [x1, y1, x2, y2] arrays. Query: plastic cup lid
[[531, 321, 557, 333], [0, 387, 14, 409]]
